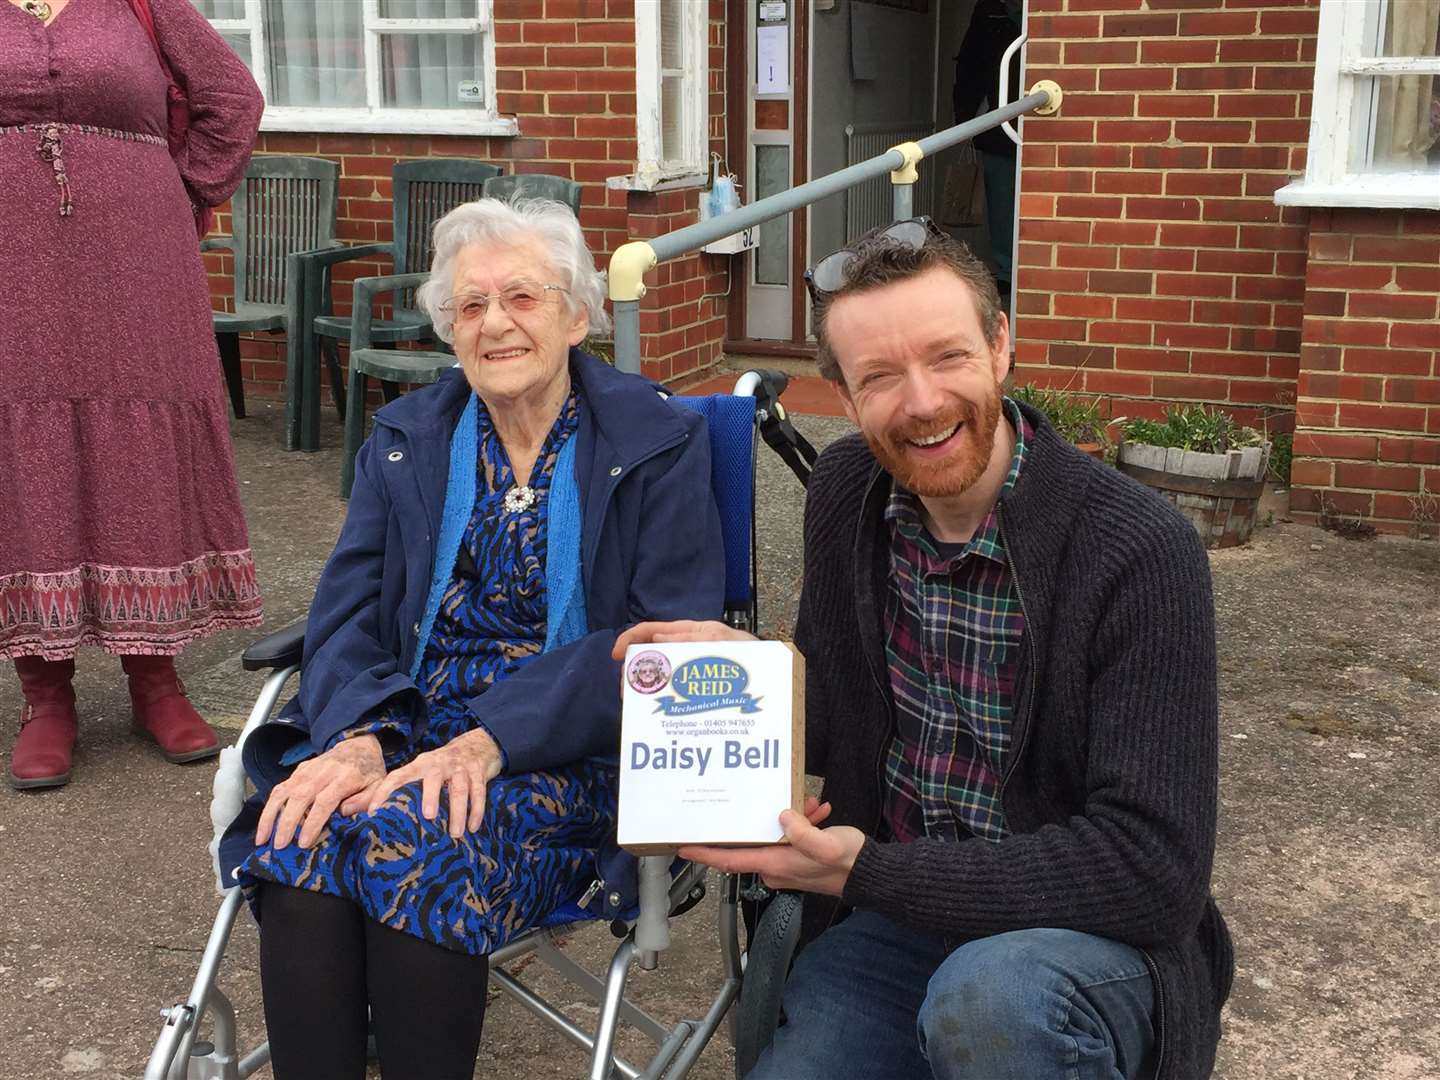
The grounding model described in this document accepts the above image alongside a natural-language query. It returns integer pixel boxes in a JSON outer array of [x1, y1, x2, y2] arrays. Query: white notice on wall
[[756, 24, 789, 96], [618, 640, 804, 853]]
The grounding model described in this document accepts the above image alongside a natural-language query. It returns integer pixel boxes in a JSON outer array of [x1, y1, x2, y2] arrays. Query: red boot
[[122, 654, 220, 764], [10, 656, 79, 790]]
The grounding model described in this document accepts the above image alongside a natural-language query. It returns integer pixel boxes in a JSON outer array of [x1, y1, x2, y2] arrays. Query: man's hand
[[679, 798, 864, 897], [340, 726, 503, 839], [612, 620, 756, 660], [256, 734, 386, 850]]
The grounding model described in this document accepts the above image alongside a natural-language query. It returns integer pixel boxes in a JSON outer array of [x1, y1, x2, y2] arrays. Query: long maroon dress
[[0, 0, 264, 660]]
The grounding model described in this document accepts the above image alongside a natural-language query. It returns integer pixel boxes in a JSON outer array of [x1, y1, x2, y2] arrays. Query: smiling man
[[617, 221, 1233, 1080]]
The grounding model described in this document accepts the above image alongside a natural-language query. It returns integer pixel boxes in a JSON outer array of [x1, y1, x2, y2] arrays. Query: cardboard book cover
[[618, 640, 805, 854]]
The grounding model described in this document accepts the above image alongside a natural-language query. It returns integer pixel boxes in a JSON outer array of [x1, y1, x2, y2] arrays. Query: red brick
[[1192, 351, 1266, 377], [1342, 347, 1434, 376], [1063, 40, 1140, 64], [1307, 263, 1394, 290], [1100, 68, 1175, 92], [1022, 219, 1092, 244], [1055, 294, 1118, 318], [1089, 321, 1154, 345], [546, 47, 608, 67], [1179, 11, 1256, 34], [1156, 273, 1235, 299], [1259, 9, 1319, 34], [1338, 404, 1428, 432], [1025, 119, 1099, 143], [1023, 317, 1091, 341], [1218, 38, 1300, 63], [1095, 120, 1174, 143], [1305, 373, 1384, 401], [1138, 95, 1217, 119], [1166, 172, 1244, 197], [1097, 172, 1166, 195], [1386, 378, 1440, 405], [1131, 145, 1210, 169], [1177, 67, 1255, 91], [1057, 144, 1134, 168], [1063, 93, 1140, 118], [1088, 270, 1155, 294], [1092, 220, 1158, 245], [1140, 39, 1218, 64], [1120, 247, 1197, 271], [1026, 170, 1097, 194], [1174, 121, 1254, 143], [1349, 293, 1438, 321], [1395, 265, 1440, 292], [1295, 401, 1338, 427], [1290, 460, 1335, 487], [1334, 462, 1423, 491], [1116, 297, 1191, 321], [1352, 236, 1440, 264], [1255, 66, 1315, 92], [1294, 432, 1378, 460], [1116, 347, 1192, 373], [1389, 322, 1440, 350], [1193, 300, 1272, 325], [1378, 437, 1440, 466], [1159, 222, 1238, 248], [523, 20, 577, 42], [1154, 323, 1231, 349], [1085, 370, 1155, 397], [1047, 344, 1116, 368], [1056, 196, 1125, 220], [1153, 375, 1230, 401], [1198, 249, 1274, 275]]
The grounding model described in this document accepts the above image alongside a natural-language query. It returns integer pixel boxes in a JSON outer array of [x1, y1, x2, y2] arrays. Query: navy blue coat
[[224, 351, 725, 914]]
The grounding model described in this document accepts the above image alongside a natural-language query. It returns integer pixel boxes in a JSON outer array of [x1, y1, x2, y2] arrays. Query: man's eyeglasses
[[803, 216, 945, 301], [438, 281, 568, 324]]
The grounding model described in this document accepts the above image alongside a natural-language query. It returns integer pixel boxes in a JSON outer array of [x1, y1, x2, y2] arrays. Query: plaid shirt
[[880, 399, 1030, 844]]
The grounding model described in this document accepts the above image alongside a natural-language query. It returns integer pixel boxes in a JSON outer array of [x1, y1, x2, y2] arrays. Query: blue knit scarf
[[409, 392, 587, 682]]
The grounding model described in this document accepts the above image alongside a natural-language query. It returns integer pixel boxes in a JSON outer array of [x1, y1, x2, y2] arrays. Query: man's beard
[[861, 383, 1003, 498]]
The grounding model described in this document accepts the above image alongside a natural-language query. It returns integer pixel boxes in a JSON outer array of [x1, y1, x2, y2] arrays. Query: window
[[193, 0, 515, 136], [1276, 0, 1440, 209], [625, 0, 709, 188]]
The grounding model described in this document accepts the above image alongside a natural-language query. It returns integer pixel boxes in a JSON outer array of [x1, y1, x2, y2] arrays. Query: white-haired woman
[[218, 197, 724, 1079]]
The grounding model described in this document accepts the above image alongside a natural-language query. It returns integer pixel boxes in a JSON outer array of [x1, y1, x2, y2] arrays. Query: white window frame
[[612, 0, 709, 191], [1276, 0, 1440, 209], [204, 0, 517, 136]]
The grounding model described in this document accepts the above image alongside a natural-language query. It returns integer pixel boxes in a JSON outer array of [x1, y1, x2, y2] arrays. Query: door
[[745, 0, 799, 341]]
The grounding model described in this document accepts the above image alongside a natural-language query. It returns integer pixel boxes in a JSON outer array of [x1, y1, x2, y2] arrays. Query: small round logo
[[626, 651, 672, 695]]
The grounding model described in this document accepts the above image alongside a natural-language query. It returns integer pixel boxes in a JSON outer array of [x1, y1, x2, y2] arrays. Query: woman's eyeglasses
[[439, 281, 568, 323], [803, 217, 945, 301]]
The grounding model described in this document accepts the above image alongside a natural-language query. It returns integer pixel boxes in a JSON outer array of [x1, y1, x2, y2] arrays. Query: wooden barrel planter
[[1117, 441, 1272, 549]]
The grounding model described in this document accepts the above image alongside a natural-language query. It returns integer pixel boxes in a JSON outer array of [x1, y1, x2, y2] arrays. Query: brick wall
[[209, 0, 729, 405], [1015, 0, 1320, 437], [1291, 210, 1440, 536]]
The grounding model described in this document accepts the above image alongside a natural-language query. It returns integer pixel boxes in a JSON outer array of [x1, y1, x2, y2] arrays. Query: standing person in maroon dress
[[0, 0, 265, 789]]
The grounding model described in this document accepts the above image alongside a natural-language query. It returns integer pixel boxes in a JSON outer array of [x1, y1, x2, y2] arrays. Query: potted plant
[[1009, 384, 1110, 460], [1114, 405, 1271, 549]]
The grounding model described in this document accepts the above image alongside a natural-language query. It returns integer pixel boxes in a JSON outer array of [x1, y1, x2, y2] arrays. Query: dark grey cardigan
[[793, 403, 1233, 1080]]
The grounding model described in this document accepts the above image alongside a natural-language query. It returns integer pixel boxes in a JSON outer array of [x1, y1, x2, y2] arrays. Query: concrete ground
[[0, 396, 1436, 1079]]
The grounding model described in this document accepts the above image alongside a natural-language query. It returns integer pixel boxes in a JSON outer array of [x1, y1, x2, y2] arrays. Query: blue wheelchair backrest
[[671, 394, 756, 612]]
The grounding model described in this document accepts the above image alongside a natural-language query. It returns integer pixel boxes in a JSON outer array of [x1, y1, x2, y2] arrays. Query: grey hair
[[415, 195, 610, 344]]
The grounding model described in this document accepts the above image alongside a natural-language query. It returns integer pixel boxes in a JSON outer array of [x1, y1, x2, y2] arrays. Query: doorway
[[726, 0, 1026, 353]]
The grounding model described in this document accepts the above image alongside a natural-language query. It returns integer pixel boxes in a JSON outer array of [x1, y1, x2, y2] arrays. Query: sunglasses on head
[[803, 216, 946, 301]]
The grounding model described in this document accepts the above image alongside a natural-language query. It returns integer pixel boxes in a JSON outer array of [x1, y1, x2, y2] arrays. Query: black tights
[[258, 884, 490, 1080]]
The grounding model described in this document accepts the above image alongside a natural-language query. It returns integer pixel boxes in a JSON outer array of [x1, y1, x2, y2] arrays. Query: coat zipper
[[1141, 947, 1167, 1075], [996, 512, 1037, 796]]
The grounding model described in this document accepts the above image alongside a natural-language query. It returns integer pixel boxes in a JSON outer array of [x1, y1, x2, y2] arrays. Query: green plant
[[1010, 384, 1110, 446], [1267, 432, 1293, 485], [1118, 404, 1263, 455], [581, 335, 614, 364]]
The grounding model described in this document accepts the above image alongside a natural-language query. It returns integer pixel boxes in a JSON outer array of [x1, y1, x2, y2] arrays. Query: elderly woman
[[217, 197, 723, 1080]]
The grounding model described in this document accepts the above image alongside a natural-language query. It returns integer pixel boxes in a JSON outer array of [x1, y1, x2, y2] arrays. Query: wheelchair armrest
[[352, 272, 433, 350], [240, 618, 308, 672], [199, 234, 234, 252]]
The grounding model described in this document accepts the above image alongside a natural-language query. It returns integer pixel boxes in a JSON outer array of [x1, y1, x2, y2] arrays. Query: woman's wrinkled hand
[[611, 620, 756, 660], [255, 734, 386, 850], [342, 727, 504, 840]]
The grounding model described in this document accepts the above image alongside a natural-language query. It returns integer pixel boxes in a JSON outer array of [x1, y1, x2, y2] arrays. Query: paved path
[[0, 398, 1436, 1079]]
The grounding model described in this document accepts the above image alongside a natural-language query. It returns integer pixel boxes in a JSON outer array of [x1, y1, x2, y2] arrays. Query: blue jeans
[[746, 911, 1156, 1080]]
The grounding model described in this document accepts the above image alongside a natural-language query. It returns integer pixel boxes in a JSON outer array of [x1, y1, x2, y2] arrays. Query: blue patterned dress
[[239, 392, 617, 955]]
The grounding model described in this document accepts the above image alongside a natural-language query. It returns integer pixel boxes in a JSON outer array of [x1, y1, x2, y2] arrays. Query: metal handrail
[[607, 81, 1062, 373]]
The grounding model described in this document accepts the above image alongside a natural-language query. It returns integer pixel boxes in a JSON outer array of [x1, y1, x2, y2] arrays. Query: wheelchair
[[145, 371, 818, 1080]]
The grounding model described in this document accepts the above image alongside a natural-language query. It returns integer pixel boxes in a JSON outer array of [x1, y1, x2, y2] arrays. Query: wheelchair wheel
[[732, 890, 804, 1079]]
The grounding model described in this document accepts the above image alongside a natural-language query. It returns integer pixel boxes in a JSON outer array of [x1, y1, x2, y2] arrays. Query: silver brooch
[[503, 485, 537, 514]]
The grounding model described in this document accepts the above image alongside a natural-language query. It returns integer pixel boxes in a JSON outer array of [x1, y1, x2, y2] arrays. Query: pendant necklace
[[21, 1, 52, 20], [503, 485, 537, 514]]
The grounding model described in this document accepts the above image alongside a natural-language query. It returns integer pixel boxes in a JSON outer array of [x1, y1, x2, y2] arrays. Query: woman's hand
[[341, 727, 504, 839], [255, 735, 386, 850], [612, 620, 756, 660]]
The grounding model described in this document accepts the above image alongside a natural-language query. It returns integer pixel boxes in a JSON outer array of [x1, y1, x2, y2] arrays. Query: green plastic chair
[[203, 156, 339, 421], [481, 173, 584, 215], [290, 158, 502, 451]]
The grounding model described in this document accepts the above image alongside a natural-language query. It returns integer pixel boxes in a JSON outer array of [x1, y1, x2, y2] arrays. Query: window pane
[[1380, 1, 1440, 58], [380, 33, 484, 109], [220, 31, 253, 69], [1363, 73, 1440, 172], [661, 74, 684, 162], [378, 0, 479, 16], [264, 1, 367, 107], [754, 144, 790, 286], [193, 0, 246, 18], [660, 0, 685, 70]]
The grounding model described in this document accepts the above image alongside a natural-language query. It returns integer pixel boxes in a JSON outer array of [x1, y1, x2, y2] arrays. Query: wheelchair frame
[[145, 371, 815, 1080]]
